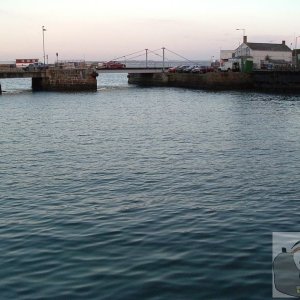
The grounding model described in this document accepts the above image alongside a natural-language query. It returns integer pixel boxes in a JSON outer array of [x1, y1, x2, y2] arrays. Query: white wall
[[234, 43, 292, 69], [251, 50, 292, 68], [235, 43, 250, 57]]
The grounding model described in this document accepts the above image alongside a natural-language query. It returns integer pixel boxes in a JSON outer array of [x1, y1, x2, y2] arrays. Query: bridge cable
[[126, 53, 147, 60], [110, 49, 146, 61], [148, 50, 163, 58], [164, 48, 194, 63]]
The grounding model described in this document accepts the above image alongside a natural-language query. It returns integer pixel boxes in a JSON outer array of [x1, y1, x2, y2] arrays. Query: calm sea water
[[1, 75, 300, 299]]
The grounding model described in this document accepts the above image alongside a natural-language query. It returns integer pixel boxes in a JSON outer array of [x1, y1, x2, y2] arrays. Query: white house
[[234, 36, 292, 69]]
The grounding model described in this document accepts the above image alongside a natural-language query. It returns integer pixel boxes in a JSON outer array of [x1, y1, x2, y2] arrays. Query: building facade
[[234, 36, 292, 69]]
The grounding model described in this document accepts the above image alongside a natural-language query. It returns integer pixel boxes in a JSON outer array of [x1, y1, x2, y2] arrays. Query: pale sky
[[1, 0, 300, 62]]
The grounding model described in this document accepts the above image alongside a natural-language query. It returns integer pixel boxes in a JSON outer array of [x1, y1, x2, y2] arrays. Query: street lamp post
[[42, 26, 47, 65], [236, 28, 245, 38]]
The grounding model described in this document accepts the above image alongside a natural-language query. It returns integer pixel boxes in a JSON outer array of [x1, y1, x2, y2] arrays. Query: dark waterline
[[1, 75, 300, 299]]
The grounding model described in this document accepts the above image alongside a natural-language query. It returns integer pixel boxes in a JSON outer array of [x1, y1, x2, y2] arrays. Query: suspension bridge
[[98, 47, 198, 71], [0, 47, 200, 93]]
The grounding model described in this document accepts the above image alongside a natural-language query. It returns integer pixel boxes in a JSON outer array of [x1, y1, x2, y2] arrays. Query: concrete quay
[[32, 68, 98, 92], [128, 72, 253, 90], [128, 71, 300, 93], [0, 68, 98, 93], [252, 70, 300, 92]]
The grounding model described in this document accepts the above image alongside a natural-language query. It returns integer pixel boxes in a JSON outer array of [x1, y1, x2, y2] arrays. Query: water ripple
[[0, 76, 299, 299]]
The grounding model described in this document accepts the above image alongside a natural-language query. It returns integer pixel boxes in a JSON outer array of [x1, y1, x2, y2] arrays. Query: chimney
[[243, 36, 247, 43], [282, 40, 286, 45]]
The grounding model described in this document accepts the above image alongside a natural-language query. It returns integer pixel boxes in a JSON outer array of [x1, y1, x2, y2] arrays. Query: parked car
[[183, 65, 198, 73], [23, 62, 47, 71], [176, 65, 190, 73], [168, 66, 177, 73], [191, 66, 213, 74], [185, 66, 194, 72]]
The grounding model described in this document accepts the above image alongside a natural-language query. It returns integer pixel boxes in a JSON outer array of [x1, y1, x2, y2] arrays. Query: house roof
[[246, 42, 291, 52]]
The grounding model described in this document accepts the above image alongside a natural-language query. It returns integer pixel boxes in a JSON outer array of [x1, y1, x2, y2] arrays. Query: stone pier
[[128, 72, 253, 90], [128, 71, 300, 92], [0, 67, 98, 94], [32, 68, 98, 92]]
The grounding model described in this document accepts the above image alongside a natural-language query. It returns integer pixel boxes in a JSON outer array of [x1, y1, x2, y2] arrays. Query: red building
[[16, 59, 39, 68]]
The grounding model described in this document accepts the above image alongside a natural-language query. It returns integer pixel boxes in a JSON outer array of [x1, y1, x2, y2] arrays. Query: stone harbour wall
[[127, 72, 169, 86], [252, 70, 300, 92], [32, 68, 98, 92], [168, 72, 253, 90], [128, 72, 254, 90], [128, 71, 300, 92]]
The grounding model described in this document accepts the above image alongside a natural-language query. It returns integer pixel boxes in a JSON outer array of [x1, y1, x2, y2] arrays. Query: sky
[[1, 0, 300, 62]]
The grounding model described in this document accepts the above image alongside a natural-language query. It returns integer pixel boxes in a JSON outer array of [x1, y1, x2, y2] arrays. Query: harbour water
[[1, 74, 300, 299]]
